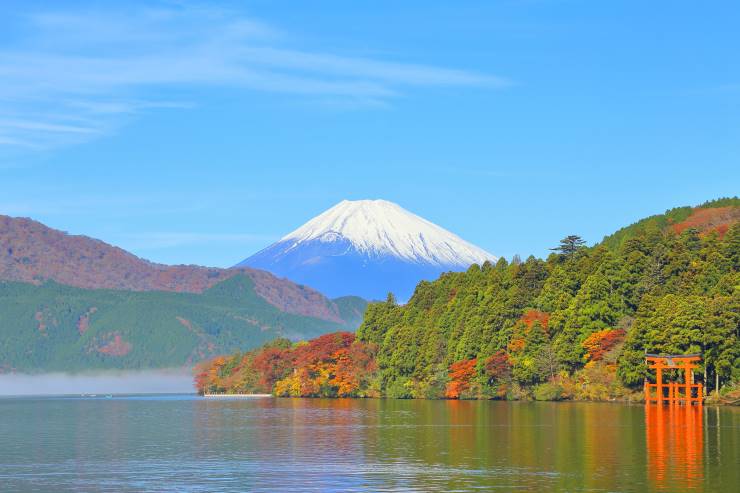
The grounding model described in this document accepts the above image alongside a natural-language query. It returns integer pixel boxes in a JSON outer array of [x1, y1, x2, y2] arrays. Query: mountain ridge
[[237, 199, 497, 300], [0, 214, 348, 323]]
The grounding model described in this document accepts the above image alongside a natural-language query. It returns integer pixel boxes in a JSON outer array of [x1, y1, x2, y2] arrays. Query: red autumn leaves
[[194, 332, 377, 397]]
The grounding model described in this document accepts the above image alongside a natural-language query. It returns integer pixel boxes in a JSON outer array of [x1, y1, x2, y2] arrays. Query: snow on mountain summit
[[236, 199, 497, 299], [280, 199, 497, 266]]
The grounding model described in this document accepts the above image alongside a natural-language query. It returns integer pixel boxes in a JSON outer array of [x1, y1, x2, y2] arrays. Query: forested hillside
[[0, 275, 365, 373], [194, 198, 740, 400], [0, 214, 350, 322]]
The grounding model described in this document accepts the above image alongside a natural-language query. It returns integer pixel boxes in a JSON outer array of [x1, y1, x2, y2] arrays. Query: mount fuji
[[235, 199, 497, 301]]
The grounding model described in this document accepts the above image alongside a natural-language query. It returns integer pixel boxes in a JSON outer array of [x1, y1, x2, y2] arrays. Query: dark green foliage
[[356, 198, 740, 398], [0, 275, 362, 372], [550, 235, 587, 258], [618, 292, 739, 388], [699, 197, 740, 208]]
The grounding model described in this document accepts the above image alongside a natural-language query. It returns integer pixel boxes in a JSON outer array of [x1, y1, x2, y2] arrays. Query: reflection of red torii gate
[[644, 354, 703, 405]]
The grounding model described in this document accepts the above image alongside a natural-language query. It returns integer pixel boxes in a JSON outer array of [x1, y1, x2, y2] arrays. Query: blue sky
[[0, 0, 737, 267]]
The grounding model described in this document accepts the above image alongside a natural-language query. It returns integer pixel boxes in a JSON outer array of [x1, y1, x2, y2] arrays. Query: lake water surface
[[0, 396, 737, 492]]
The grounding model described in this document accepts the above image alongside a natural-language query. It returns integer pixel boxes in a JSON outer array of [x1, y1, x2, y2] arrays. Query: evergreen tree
[[551, 235, 587, 258], [553, 270, 626, 369]]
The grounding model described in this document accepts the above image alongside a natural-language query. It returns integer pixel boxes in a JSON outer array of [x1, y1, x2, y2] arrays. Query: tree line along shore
[[194, 199, 740, 402]]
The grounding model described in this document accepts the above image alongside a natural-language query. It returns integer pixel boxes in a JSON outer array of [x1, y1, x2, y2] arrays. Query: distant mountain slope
[[332, 295, 370, 325], [601, 197, 740, 250], [236, 199, 497, 300], [0, 215, 349, 323], [0, 275, 363, 373]]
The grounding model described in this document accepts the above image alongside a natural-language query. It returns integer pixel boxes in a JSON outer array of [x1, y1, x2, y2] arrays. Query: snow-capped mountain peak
[[280, 199, 496, 266], [236, 199, 497, 299]]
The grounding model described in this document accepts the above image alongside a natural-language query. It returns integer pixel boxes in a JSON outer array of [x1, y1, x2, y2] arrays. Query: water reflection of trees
[[187, 398, 739, 492], [362, 401, 651, 491]]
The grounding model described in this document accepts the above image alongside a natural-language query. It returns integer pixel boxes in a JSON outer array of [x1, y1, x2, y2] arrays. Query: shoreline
[[197, 393, 735, 406], [203, 393, 273, 398]]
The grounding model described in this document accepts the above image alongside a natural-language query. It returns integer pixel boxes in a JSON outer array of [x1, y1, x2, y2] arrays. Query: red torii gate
[[644, 354, 703, 405]]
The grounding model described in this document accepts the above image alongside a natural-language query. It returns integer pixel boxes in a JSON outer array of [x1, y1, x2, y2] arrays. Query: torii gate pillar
[[644, 354, 702, 405]]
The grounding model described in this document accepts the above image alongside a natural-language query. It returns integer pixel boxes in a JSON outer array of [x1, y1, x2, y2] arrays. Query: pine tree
[[551, 235, 587, 258]]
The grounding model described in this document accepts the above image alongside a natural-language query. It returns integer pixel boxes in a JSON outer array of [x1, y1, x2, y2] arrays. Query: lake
[[0, 396, 737, 492]]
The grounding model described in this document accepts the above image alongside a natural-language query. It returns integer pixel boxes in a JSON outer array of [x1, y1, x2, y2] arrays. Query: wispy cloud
[[0, 3, 508, 149], [0, 119, 99, 134]]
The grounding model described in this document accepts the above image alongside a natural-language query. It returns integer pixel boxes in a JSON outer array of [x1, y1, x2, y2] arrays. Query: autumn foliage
[[194, 332, 378, 398], [484, 350, 511, 382], [671, 206, 740, 238], [581, 328, 626, 363], [445, 358, 478, 399], [97, 333, 133, 356], [507, 310, 550, 354], [520, 309, 550, 332]]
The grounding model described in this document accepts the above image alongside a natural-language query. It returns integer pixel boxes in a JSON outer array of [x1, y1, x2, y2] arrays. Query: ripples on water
[[0, 396, 737, 492]]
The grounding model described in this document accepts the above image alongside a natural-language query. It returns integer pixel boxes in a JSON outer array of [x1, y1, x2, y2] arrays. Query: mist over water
[[0, 369, 194, 396]]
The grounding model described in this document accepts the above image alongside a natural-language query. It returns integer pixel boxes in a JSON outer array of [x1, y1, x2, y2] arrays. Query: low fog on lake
[[0, 370, 194, 396]]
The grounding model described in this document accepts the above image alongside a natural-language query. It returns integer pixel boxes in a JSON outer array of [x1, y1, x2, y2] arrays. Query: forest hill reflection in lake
[[0, 396, 737, 492]]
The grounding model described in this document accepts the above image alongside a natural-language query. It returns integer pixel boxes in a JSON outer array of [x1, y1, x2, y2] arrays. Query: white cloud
[[0, 3, 508, 149], [0, 119, 99, 134]]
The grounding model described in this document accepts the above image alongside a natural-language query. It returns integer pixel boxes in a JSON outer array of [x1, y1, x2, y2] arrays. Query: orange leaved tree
[[445, 358, 478, 399]]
